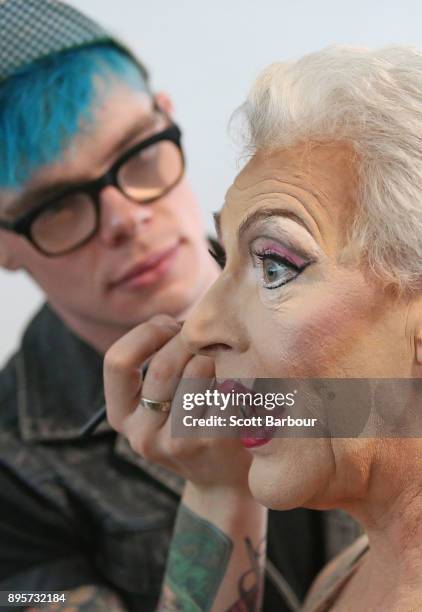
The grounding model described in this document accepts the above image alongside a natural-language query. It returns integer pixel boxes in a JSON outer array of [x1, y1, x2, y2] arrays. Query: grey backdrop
[[1, 0, 422, 365]]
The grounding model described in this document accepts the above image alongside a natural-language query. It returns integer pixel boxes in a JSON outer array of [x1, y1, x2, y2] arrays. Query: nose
[[182, 275, 249, 358], [99, 186, 153, 247]]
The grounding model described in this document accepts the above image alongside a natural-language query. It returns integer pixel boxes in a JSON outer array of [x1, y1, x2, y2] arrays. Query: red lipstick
[[240, 437, 271, 449]]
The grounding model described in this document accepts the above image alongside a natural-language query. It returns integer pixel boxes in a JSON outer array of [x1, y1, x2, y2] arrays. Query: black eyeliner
[[252, 250, 313, 290]]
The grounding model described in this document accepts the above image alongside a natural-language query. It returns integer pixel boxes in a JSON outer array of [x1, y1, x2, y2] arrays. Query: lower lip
[[240, 437, 272, 449], [218, 380, 273, 448], [116, 243, 180, 290]]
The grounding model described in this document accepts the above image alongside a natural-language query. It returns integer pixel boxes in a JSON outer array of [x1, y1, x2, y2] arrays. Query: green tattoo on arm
[[158, 504, 233, 612]]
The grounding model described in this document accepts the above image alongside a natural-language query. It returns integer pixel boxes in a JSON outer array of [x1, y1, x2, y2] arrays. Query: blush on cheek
[[274, 280, 380, 377]]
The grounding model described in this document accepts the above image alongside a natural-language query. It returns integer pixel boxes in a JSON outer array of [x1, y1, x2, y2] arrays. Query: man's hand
[[104, 314, 251, 492], [104, 315, 267, 612]]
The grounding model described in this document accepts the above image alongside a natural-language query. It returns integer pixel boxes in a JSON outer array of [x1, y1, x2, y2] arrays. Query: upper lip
[[215, 379, 258, 416], [110, 242, 179, 287], [215, 379, 255, 396]]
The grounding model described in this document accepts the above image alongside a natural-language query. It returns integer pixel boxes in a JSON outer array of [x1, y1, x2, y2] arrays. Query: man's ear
[[154, 91, 174, 116], [0, 231, 22, 271]]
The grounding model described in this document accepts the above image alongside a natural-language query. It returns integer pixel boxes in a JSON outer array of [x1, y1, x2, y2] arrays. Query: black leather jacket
[[0, 304, 361, 611]]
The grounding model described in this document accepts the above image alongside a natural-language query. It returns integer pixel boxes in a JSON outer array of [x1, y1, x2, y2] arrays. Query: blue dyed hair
[[0, 43, 149, 188]]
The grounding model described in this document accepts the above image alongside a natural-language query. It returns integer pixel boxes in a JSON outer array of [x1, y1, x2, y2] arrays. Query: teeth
[[239, 404, 249, 417]]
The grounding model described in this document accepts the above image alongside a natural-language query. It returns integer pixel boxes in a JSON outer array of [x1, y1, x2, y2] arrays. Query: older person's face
[[183, 141, 422, 510]]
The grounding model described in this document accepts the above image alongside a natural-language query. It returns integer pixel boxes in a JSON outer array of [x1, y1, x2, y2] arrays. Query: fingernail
[[153, 315, 181, 331]]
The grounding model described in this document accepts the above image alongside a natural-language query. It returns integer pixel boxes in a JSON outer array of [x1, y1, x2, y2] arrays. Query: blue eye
[[253, 251, 302, 290], [263, 258, 289, 285]]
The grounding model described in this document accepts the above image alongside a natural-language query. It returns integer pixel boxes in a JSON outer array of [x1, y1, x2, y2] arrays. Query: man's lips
[[109, 242, 180, 289]]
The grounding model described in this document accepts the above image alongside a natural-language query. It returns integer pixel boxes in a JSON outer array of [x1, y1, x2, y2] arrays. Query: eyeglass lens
[[30, 138, 183, 255]]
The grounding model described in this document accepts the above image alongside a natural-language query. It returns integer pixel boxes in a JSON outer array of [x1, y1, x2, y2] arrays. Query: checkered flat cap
[[0, 0, 148, 83]]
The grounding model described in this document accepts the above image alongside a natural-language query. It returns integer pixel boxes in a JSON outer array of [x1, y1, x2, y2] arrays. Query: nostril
[[200, 343, 231, 354]]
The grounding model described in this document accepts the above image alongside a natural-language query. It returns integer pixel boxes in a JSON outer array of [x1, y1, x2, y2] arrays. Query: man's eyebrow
[[237, 206, 314, 241], [4, 112, 160, 218], [99, 110, 158, 166]]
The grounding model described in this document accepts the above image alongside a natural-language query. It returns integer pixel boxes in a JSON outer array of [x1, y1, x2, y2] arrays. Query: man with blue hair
[[0, 1, 360, 610]]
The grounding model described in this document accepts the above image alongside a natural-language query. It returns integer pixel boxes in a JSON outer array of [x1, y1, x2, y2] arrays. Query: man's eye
[[135, 147, 156, 162]]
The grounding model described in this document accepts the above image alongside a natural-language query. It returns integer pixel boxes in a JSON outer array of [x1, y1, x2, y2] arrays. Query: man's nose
[[182, 276, 249, 358], [99, 186, 153, 247]]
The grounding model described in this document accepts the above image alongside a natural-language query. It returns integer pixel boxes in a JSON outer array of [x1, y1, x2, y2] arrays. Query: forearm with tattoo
[[158, 504, 265, 612], [158, 504, 233, 611]]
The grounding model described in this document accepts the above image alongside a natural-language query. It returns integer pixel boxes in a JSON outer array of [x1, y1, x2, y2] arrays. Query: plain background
[[1, 0, 422, 365]]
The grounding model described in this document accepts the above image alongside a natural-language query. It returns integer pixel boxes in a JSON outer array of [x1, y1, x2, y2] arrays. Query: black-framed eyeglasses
[[0, 122, 184, 256]]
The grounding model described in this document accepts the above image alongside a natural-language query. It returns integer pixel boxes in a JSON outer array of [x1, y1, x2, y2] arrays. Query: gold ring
[[139, 397, 172, 413]]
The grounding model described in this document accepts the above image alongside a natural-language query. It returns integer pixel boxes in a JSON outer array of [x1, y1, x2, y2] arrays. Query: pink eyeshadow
[[258, 240, 307, 268]]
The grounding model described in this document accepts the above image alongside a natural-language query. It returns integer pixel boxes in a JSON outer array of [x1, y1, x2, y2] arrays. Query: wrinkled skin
[[104, 139, 422, 610], [182, 141, 422, 512]]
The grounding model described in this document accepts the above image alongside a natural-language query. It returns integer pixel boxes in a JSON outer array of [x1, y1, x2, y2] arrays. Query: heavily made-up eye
[[252, 249, 309, 290]]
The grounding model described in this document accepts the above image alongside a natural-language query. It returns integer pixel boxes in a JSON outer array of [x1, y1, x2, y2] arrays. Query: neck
[[345, 443, 422, 606], [49, 257, 220, 354], [51, 306, 131, 354]]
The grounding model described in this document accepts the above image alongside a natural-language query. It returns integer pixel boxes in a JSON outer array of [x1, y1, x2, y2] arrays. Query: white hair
[[236, 45, 422, 293]]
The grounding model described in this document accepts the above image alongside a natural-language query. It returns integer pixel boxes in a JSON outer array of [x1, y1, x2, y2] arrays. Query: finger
[[182, 354, 215, 379], [104, 315, 181, 432], [175, 354, 216, 419], [142, 332, 195, 399], [123, 351, 215, 472], [124, 404, 179, 470], [130, 332, 195, 434], [153, 355, 216, 458]]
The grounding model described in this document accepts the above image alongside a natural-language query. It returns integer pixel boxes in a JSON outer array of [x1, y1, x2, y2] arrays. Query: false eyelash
[[208, 244, 226, 268], [251, 248, 300, 271]]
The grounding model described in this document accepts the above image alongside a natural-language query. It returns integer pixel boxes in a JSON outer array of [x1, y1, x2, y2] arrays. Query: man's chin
[[105, 284, 202, 328]]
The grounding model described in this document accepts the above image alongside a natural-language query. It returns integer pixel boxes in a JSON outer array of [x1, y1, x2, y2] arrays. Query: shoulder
[[0, 303, 54, 435], [303, 534, 369, 611]]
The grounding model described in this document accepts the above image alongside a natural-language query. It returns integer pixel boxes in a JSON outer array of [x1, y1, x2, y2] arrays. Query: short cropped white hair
[[236, 46, 422, 293]]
